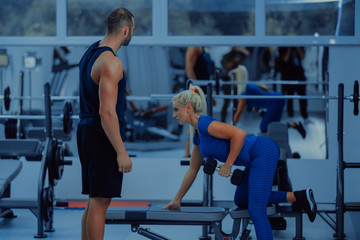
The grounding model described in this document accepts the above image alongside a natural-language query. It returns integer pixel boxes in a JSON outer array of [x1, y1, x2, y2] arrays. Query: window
[[0, 0, 56, 36], [266, 0, 355, 36], [67, 0, 152, 36], [168, 0, 255, 36]]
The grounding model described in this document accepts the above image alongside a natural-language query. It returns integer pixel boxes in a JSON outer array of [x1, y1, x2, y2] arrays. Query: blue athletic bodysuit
[[242, 84, 285, 133], [194, 115, 288, 239], [77, 40, 127, 198]]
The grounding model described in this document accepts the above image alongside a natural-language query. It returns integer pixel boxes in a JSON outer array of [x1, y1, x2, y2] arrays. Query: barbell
[[1, 87, 174, 112], [2, 80, 358, 133], [0, 87, 79, 111], [190, 79, 329, 86], [1, 102, 76, 137], [190, 79, 360, 116]]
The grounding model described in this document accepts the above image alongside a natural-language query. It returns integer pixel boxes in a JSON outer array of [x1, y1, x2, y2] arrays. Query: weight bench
[[105, 204, 306, 240], [0, 138, 67, 238], [106, 206, 238, 240], [0, 160, 23, 216], [0, 139, 41, 218], [0, 139, 43, 160], [105, 205, 282, 240], [228, 205, 305, 240], [27, 127, 72, 142]]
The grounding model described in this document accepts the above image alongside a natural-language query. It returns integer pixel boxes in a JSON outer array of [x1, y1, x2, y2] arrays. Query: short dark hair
[[107, 8, 134, 35]]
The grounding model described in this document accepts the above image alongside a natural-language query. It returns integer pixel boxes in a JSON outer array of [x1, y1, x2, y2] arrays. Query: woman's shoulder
[[198, 115, 216, 133], [199, 115, 215, 124]]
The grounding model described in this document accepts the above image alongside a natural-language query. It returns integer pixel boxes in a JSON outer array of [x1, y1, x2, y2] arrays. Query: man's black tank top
[[78, 41, 127, 140]]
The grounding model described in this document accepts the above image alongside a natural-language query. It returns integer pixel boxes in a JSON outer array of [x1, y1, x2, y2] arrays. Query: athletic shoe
[[294, 121, 306, 139], [294, 189, 317, 222]]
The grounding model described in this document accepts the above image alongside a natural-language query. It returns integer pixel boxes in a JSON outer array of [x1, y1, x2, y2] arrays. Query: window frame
[[0, 0, 358, 46]]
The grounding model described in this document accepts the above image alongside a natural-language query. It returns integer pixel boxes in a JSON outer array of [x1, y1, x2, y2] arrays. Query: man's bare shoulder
[[97, 52, 123, 80], [187, 46, 202, 56]]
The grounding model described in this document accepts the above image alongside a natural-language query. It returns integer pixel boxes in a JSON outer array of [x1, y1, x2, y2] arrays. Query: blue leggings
[[234, 136, 288, 240], [259, 99, 285, 133]]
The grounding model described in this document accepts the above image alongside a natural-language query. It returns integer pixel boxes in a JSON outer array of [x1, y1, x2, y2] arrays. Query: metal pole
[[230, 72, 235, 125], [206, 82, 213, 207], [199, 83, 214, 240], [0, 69, 3, 114], [215, 70, 220, 95], [336, 83, 344, 240], [206, 83, 213, 118], [186, 79, 193, 90], [44, 83, 52, 139], [17, 71, 24, 139]]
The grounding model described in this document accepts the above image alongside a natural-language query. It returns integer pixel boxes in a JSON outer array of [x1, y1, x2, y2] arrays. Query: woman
[[164, 85, 317, 240], [233, 83, 306, 138]]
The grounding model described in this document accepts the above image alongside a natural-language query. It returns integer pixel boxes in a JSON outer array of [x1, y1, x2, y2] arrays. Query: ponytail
[[172, 84, 207, 141], [172, 84, 207, 115]]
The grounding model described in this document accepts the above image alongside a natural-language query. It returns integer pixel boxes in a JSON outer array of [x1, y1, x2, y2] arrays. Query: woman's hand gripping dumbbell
[[203, 158, 245, 186]]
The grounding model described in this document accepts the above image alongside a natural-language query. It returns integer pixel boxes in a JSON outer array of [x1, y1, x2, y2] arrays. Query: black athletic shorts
[[77, 124, 123, 198]]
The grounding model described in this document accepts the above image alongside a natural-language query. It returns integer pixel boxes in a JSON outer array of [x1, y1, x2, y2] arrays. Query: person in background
[[185, 46, 214, 94], [274, 47, 308, 123], [164, 85, 317, 240], [220, 47, 249, 123], [77, 8, 134, 240], [183, 46, 214, 157], [233, 83, 307, 139]]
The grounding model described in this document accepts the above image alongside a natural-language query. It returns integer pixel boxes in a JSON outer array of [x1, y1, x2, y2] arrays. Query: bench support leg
[[137, 227, 169, 240], [293, 213, 305, 240]]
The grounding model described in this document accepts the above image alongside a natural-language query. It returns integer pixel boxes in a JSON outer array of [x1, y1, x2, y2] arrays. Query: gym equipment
[[104, 204, 305, 240], [4, 86, 10, 111], [0, 83, 72, 238], [203, 158, 245, 186], [106, 206, 230, 240], [0, 101, 76, 137], [0, 138, 71, 238], [0, 160, 22, 201], [202, 80, 360, 240], [125, 102, 178, 143], [189, 78, 328, 98], [332, 82, 360, 240], [351, 80, 358, 115]]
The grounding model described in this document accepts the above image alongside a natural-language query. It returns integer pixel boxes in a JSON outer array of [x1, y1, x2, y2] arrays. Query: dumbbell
[[203, 158, 244, 186]]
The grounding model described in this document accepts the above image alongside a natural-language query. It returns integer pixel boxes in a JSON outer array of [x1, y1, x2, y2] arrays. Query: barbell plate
[[63, 102, 73, 135]]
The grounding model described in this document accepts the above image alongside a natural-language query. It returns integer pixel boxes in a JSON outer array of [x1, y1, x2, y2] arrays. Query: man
[[184, 46, 214, 157], [274, 47, 308, 120], [185, 46, 213, 94], [77, 8, 134, 240]]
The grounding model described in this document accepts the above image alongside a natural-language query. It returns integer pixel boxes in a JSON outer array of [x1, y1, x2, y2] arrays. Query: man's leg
[[81, 199, 90, 240], [85, 197, 111, 240]]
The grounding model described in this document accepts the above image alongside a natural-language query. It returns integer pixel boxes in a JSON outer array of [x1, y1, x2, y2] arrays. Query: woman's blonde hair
[[172, 85, 207, 140]]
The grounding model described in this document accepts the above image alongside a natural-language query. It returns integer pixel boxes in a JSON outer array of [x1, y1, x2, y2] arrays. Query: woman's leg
[[247, 137, 279, 240], [234, 168, 250, 208], [259, 99, 285, 133]]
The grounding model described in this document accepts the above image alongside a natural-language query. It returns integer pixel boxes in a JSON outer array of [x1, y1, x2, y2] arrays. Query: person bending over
[[77, 8, 134, 240], [164, 85, 317, 240], [233, 83, 306, 139]]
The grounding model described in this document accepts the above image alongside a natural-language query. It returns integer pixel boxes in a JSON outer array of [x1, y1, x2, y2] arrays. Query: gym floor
[[1, 104, 356, 240], [0, 205, 359, 239]]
